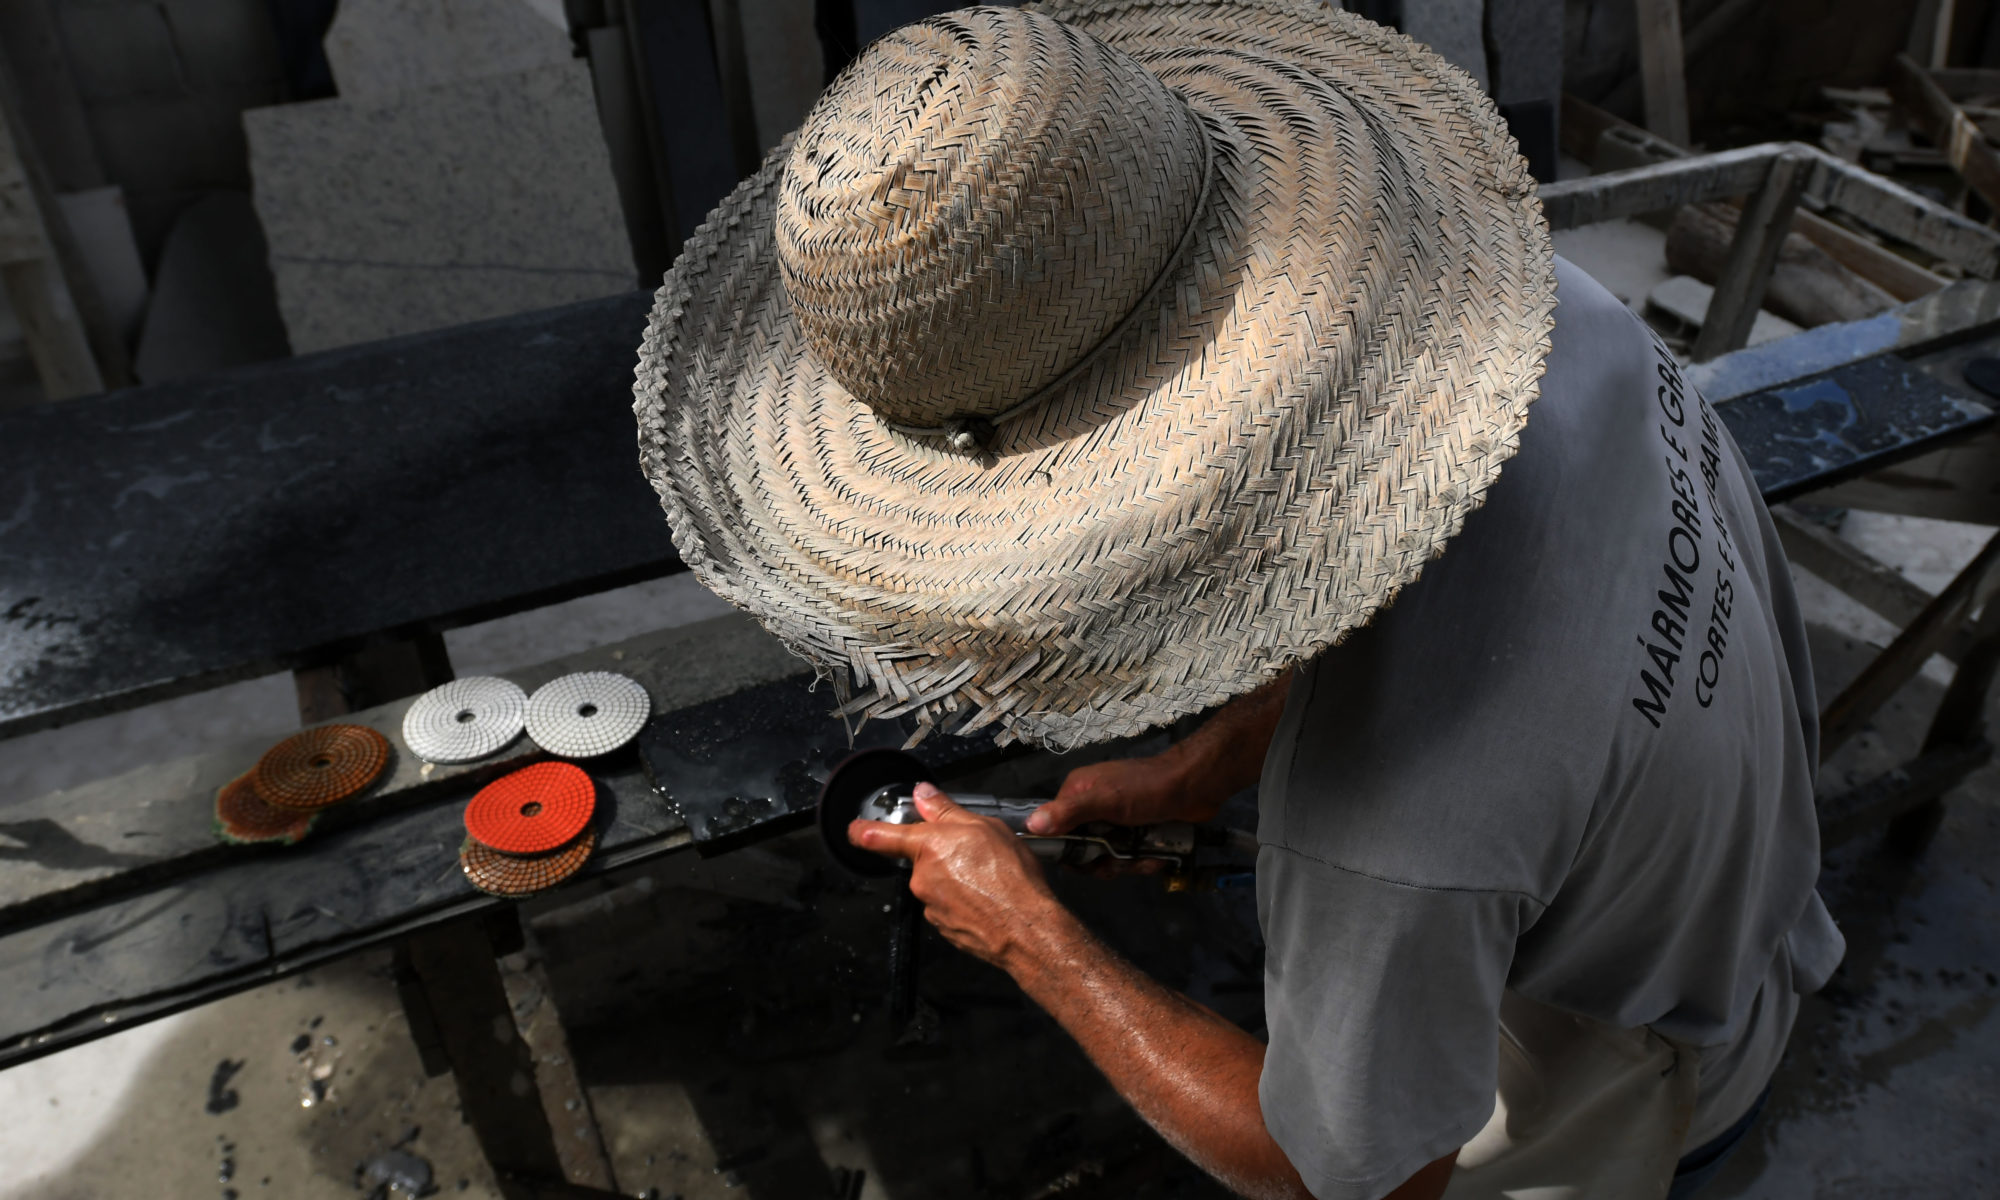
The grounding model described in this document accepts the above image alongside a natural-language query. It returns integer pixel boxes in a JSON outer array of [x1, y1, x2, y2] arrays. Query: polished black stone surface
[[638, 673, 1007, 857], [0, 291, 677, 738], [1720, 352, 1995, 504]]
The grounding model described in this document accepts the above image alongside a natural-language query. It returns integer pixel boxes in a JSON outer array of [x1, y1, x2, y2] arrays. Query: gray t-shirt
[[1255, 258, 1845, 1200]]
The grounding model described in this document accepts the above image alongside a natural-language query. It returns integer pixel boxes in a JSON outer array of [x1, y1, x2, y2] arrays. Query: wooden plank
[[501, 937, 622, 1192], [1539, 144, 1777, 228], [0, 0, 104, 192], [1888, 52, 2000, 217], [1930, 67, 2000, 99], [1819, 528, 2000, 760], [1804, 147, 2000, 278], [1632, 0, 1691, 147], [400, 919, 612, 1200], [1818, 739, 1991, 849], [0, 100, 99, 399], [0, 50, 129, 392], [1930, 0, 1960, 69], [1795, 210, 1949, 303], [1890, 593, 2000, 852], [1601, 0, 1758, 123], [1560, 93, 1624, 162], [1921, 591, 2000, 750], [1540, 140, 2000, 278], [1771, 509, 1968, 660], [1693, 150, 1808, 361], [1691, 280, 2000, 405]]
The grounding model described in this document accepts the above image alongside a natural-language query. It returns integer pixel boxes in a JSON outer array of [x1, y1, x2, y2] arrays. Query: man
[[633, 2, 1840, 1196]]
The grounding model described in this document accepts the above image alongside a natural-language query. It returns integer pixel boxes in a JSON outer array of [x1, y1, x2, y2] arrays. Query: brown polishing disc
[[215, 772, 316, 845], [464, 761, 596, 854], [252, 724, 392, 811], [458, 829, 597, 898]]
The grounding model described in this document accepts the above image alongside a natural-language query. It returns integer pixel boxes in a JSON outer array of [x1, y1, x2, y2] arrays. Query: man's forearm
[[1161, 672, 1292, 810], [1005, 904, 1313, 1200]]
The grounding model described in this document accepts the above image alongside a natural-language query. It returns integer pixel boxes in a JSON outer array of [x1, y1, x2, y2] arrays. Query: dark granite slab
[[0, 291, 676, 740], [1719, 352, 1995, 504], [639, 678, 1007, 857]]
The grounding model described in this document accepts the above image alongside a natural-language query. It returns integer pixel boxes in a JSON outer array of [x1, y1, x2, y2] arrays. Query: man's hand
[[847, 775, 1453, 1200], [1027, 752, 1209, 834], [849, 782, 1059, 969]]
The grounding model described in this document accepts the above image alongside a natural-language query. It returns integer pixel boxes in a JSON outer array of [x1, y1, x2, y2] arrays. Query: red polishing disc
[[459, 829, 597, 897], [215, 773, 316, 845], [464, 761, 596, 854]]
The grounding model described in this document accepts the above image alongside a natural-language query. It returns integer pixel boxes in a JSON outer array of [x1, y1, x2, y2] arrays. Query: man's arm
[[852, 785, 1457, 1200], [1029, 672, 1293, 834]]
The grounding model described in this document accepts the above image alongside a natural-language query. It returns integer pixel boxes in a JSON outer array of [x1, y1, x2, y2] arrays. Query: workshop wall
[[13, 0, 289, 268], [1565, 0, 1992, 146]]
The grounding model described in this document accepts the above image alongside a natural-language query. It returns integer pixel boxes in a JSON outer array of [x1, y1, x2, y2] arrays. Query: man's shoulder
[[1259, 261, 1740, 899]]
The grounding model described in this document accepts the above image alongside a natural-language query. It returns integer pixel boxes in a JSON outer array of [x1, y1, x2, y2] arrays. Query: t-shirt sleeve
[[1257, 843, 1534, 1200]]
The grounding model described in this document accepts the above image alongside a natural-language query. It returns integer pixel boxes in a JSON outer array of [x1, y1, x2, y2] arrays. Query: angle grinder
[[819, 747, 1258, 1047], [816, 747, 1255, 880]]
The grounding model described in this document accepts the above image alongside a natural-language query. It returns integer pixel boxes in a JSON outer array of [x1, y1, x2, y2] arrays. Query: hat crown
[[776, 6, 1209, 431]]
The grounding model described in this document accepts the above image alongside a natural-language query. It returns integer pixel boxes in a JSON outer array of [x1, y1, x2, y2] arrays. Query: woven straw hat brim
[[635, 0, 1555, 750]]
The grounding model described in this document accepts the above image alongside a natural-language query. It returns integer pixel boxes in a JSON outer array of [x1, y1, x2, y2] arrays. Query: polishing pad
[[252, 723, 391, 811], [215, 773, 317, 845], [525, 671, 650, 758], [816, 748, 930, 877], [464, 761, 596, 854], [403, 676, 527, 764], [459, 830, 598, 897]]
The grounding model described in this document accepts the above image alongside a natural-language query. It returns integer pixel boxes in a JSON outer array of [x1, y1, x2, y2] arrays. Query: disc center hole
[[576, 702, 598, 719], [455, 709, 476, 724], [521, 801, 544, 818], [310, 755, 332, 769]]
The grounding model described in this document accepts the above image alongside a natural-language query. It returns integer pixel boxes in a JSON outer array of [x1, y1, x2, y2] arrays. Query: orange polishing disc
[[464, 761, 596, 854], [253, 724, 392, 811], [215, 773, 316, 845], [459, 830, 597, 897]]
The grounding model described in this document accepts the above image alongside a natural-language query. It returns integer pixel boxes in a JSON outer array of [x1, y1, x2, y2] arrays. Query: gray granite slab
[[741, 0, 824, 149], [245, 61, 635, 353], [323, 0, 571, 100], [1400, 0, 1490, 91], [0, 291, 673, 739]]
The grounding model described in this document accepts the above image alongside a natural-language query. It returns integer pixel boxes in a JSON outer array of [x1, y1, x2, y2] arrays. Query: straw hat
[[634, 0, 1554, 750]]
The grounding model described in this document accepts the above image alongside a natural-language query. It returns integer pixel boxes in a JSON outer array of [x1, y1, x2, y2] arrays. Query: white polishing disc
[[525, 671, 651, 758], [402, 676, 528, 764]]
